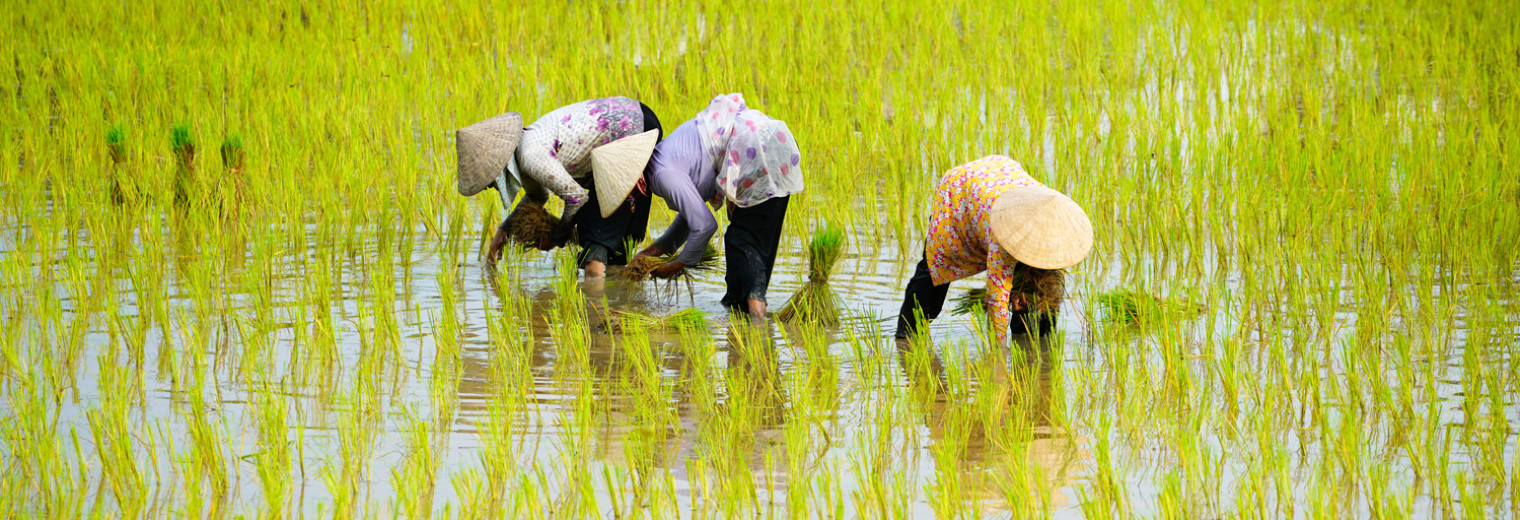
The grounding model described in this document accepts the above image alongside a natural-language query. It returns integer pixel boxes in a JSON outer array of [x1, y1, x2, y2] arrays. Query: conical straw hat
[[456, 112, 523, 196], [989, 185, 1093, 270], [591, 130, 660, 217]]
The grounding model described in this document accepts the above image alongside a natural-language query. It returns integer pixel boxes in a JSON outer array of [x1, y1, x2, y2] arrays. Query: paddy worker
[[457, 97, 664, 277], [633, 93, 805, 319], [895, 155, 1093, 344]]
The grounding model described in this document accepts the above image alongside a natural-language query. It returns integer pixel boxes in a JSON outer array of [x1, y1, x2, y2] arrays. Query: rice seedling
[[776, 221, 846, 324], [170, 124, 198, 206], [617, 245, 720, 282], [601, 307, 708, 334], [105, 125, 139, 205], [500, 201, 559, 246], [1093, 288, 1206, 326]]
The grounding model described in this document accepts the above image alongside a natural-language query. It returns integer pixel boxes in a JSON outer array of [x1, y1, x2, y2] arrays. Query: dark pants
[[894, 256, 1055, 339], [722, 195, 789, 312], [572, 103, 663, 268], [574, 185, 650, 267]]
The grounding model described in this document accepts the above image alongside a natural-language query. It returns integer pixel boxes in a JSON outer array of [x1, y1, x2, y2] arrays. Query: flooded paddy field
[[3, 0, 1519, 518]]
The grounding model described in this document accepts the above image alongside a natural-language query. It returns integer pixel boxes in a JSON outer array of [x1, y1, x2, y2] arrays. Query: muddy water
[[20, 211, 1092, 516], [23, 207, 1509, 518], [432, 234, 1091, 517]]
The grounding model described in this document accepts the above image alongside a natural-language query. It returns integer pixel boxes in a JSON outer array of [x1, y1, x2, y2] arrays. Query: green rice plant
[[776, 222, 846, 325], [106, 126, 127, 164], [619, 245, 721, 282], [604, 307, 708, 334], [1094, 288, 1205, 326], [216, 134, 247, 219], [170, 124, 198, 206], [105, 125, 137, 205], [949, 287, 1060, 338], [218, 134, 244, 172]]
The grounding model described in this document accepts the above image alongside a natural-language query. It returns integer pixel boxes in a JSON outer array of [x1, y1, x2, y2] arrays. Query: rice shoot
[[776, 222, 846, 324], [501, 202, 560, 246], [603, 308, 709, 333], [107, 126, 133, 204], [619, 245, 720, 282], [1095, 288, 1205, 325], [171, 124, 197, 205]]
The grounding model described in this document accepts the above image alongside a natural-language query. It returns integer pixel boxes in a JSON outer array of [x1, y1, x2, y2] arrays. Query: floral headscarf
[[716, 110, 804, 207], [695, 93, 748, 169]]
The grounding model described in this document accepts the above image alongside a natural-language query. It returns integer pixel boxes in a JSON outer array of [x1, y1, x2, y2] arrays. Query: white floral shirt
[[516, 97, 645, 219]]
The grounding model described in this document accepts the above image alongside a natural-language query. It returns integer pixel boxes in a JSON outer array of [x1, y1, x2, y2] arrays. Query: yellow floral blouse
[[925, 155, 1044, 335]]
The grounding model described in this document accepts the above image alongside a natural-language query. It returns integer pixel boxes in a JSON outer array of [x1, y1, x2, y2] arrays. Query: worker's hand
[[535, 235, 554, 252], [633, 245, 664, 262], [1010, 292, 1028, 312], [486, 226, 510, 266], [651, 261, 687, 279]]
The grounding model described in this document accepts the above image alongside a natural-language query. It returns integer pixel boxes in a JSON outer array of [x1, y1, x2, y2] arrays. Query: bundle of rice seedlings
[[776, 223, 846, 325], [220, 135, 245, 174], [171, 125, 197, 205], [949, 287, 990, 317], [171, 125, 196, 167], [619, 245, 720, 282], [107, 126, 136, 205], [602, 308, 708, 333], [501, 202, 560, 245], [106, 126, 127, 165], [1096, 289, 1204, 325], [951, 266, 1065, 317], [218, 135, 247, 219]]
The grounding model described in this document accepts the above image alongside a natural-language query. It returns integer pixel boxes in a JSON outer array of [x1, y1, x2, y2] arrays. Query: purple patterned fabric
[[516, 97, 644, 221]]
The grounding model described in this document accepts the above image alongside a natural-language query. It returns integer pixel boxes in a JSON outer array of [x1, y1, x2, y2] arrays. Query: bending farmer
[[895, 155, 1092, 344], [458, 96, 663, 277], [634, 93, 805, 318]]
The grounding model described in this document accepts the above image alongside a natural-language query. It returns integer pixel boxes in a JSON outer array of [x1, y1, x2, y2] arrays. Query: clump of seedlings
[[220, 135, 244, 174], [1095, 288, 1205, 325], [501, 202, 560, 245], [170, 124, 197, 206], [619, 245, 720, 282], [107, 126, 135, 204], [218, 134, 247, 219], [949, 265, 1065, 333], [776, 222, 846, 324], [601, 307, 708, 333]]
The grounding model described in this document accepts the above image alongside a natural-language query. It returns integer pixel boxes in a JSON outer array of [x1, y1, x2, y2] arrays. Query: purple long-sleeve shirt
[[648, 120, 721, 265]]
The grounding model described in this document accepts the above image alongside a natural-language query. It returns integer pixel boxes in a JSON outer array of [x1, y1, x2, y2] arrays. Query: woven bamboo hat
[[456, 112, 523, 196], [590, 129, 659, 217], [989, 186, 1093, 270]]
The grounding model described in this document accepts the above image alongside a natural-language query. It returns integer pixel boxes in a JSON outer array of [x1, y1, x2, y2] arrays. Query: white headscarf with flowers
[[695, 93, 747, 169], [716, 110, 804, 207], [694, 93, 804, 207]]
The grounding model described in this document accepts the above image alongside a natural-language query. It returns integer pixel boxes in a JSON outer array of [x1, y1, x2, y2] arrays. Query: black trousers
[[894, 256, 1054, 339], [722, 195, 789, 311], [570, 103, 663, 267], [573, 183, 650, 267]]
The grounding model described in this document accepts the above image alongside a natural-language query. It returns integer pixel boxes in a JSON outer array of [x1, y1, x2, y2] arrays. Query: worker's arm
[[642, 216, 687, 259], [983, 253, 1019, 346], [653, 172, 719, 267], [516, 139, 589, 248]]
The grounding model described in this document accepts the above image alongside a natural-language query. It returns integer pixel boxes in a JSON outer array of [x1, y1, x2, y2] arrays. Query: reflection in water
[[435, 249, 1099, 517], [28, 202, 1501, 519], [897, 332, 1091, 514]]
